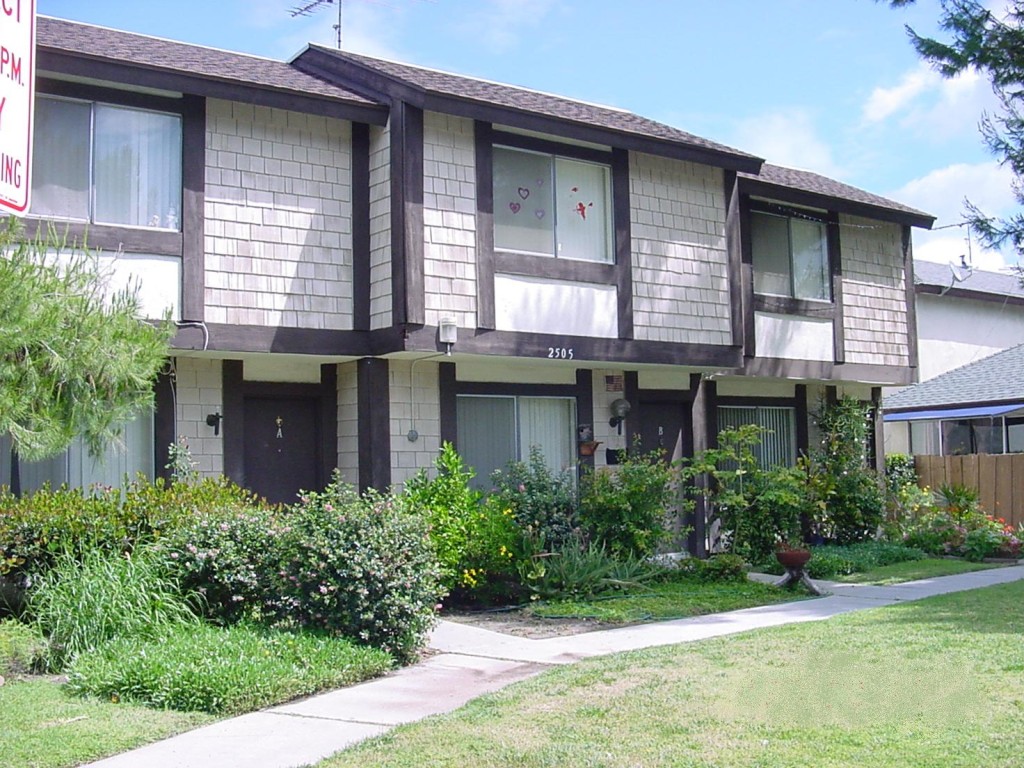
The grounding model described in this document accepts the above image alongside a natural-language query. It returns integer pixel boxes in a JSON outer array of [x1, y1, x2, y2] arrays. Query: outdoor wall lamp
[[206, 412, 223, 436], [609, 398, 631, 435], [438, 316, 458, 355]]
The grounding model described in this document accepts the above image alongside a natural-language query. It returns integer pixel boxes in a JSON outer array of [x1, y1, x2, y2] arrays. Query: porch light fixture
[[206, 412, 223, 436], [609, 398, 631, 435], [438, 316, 458, 355]]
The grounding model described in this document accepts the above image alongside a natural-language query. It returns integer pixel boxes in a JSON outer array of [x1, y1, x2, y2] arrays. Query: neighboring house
[[1, 17, 935, 554], [912, 259, 1024, 381], [884, 342, 1024, 455], [884, 261, 1024, 454]]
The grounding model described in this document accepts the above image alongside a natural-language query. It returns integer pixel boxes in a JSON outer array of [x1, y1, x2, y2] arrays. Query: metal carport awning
[[884, 403, 1024, 422]]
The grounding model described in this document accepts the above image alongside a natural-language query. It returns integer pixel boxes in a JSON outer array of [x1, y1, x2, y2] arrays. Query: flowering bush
[[904, 506, 1020, 561], [490, 447, 578, 550], [276, 484, 444, 662]]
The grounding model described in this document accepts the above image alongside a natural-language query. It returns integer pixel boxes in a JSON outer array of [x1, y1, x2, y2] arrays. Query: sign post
[[0, 0, 35, 216]]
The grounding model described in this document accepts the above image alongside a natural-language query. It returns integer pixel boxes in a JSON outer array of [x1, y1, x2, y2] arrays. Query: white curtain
[[93, 105, 181, 229], [456, 396, 517, 489], [751, 212, 791, 296], [791, 218, 829, 300], [493, 147, 555, 256], [555, 157, 611, 263], [718, 406, 796, 468], [30, 97, 91, 220], [519, 397, 576, 473]]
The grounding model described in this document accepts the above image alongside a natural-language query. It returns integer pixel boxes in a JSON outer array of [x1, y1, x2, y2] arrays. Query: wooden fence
[[914, 454, 1024, 528]]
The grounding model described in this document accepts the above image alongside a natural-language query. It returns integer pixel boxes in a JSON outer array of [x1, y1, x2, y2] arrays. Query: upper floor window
[[751, 208, 830, 301], [493, 145, 612, 263], [31, 96, 183, 231]]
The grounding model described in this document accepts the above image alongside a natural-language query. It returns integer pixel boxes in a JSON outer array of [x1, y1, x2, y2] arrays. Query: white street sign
[[0, 0, 34, 215]]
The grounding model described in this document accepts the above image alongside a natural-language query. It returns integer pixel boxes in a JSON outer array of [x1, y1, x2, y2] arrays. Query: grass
[[525, 578, 807, 624], [317, 580, 1024, 768], [836, 557, 1005, 585], [0, 677, 213, 768]]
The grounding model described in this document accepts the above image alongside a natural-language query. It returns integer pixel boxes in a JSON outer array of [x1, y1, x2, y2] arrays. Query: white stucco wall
[[916, 293, 1024, 380], [204, 100, 354, 330]]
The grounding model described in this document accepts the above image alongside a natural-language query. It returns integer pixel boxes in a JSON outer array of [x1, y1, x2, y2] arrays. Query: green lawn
[[0, 678, 213, 768], [319, 580, 1024, 768], [836, 557, 1005, 585], [526, 578, 807, 624]]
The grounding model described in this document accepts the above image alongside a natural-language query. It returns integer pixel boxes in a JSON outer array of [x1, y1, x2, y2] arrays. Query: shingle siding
[[172, 357, 223, 476], [630, 153, 731, 345], [423, 112, 478, 328], [204, 99, 354, 330], [841, 216, 910, 367], [369, 120, 393, 330]]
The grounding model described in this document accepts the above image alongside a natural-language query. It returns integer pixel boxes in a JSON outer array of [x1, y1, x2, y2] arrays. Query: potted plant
[[774, 538, 812, 570]]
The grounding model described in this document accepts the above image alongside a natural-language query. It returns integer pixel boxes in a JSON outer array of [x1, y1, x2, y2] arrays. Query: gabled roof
[[739, 164, 935, 229], [37, 16, 388, 124], [914, 259, 1024, 304], [885, 342, 1024, 411], [292, 45, 763, 173]]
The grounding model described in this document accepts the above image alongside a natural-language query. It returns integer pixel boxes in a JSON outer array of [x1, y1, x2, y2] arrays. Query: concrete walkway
[[86, 564, 1024, 768]]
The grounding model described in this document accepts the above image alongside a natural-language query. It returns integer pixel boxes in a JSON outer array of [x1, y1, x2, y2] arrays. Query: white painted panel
[[716, 379, 796, 398], [494, 273, 617, 338], [244, 356, 323, 383], [101, 252, 180, 321], [755, 312, 833, 362], [637, 370, 695, 391], [456, 360, 577, 385]]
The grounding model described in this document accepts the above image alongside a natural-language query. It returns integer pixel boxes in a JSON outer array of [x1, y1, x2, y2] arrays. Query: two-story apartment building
[[3, 17, 934, 553]]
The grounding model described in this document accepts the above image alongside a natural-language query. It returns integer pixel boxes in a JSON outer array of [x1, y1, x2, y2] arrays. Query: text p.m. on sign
[[0, 0, 34, 216]]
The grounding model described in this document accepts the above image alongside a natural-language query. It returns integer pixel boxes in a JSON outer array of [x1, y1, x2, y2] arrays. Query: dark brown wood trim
[[494, 252, 616, 283], [391, 102, 425, 327], [352, 123, 372, 332], [37, 77, 184, 113], [724, 171, 744, 348], [717, 395, 801, 408], [825, 385, 839, 408], [753, 295, 836, 318], [23, 219, 183, 256], [688, 373, 712, 557], [402, 326, 743, 368], [222, 360, 244, 486], [170, 323, 375, 356], [39, 52, 390, 125], [828, 211, 845, 364], [454, 380, 578, 397], [612, 148, 633, 339], [154, 365, 176, 481], [439, 362, 458, 446], [903, 226, 920, 370], [795, 383, 809, 457], [474, 121, 496, 329], [291, 48, 761, 173], [870, 386, 884, 473], [357, 357, 391, 492], [320, 364, 339, 485], [739, 357, 916, 386], [491, 129, 614, 163], [181, 94, 206, 322], [575, 369, 595, 472], [739, 194, 756, 359], [624, 371, 639, 451], [739, 176, 934, 230]]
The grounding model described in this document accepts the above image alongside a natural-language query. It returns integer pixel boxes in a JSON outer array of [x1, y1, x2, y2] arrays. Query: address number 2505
[[547, 347, 574, 360]]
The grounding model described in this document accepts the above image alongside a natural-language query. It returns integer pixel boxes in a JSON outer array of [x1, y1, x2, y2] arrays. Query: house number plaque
[[545, 347, 574, 360]]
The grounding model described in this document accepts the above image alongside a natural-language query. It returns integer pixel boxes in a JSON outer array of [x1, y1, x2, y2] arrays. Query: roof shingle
[[885, 342, 1024, 411]]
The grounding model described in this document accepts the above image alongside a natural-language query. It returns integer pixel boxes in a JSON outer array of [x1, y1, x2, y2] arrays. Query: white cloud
[[729, 110, 842, 178], [862, 63, 998, 142], [892, 161, 1018, 269], [453, 0, 560, 53]]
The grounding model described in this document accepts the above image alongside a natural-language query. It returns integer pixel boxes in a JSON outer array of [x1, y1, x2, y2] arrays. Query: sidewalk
[[86, 564, 1024, 768]]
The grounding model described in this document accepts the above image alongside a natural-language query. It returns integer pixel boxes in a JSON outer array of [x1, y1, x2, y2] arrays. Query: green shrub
[[793, 541, 927, 579], [669, 554, 748, 583], [490, 447, 578, 550], [579, 447, 677, 559], [519, 537, 664, 601], [66, 623, 392, 714], [404, 444, 520, 602], [275, 482, 444, 663], [152, 506, 280, 624], [0, 618, 45, 675], [25, 548, 200, 671]]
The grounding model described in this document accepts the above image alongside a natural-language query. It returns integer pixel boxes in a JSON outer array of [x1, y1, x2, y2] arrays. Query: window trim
[[27, 79, 206, 321], [475, 122, 633, 337]]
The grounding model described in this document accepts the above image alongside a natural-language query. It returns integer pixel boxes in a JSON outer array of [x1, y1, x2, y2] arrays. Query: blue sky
[[37, 0, 1018, 270]]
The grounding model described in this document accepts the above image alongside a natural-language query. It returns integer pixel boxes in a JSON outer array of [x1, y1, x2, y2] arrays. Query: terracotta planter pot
[[775, 548, 812, 570]]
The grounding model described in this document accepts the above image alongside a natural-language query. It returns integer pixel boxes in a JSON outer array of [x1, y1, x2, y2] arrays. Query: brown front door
[[243, 396, 321, 505], [638, 400, 689, 463]]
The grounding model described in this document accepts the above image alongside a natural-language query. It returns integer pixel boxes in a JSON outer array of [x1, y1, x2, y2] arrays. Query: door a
[[242, 396, 320, 505]]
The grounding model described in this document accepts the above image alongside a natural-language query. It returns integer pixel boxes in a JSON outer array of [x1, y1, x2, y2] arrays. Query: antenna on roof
[[949, 224, 975, 283], [290, 0, 343, 49]]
